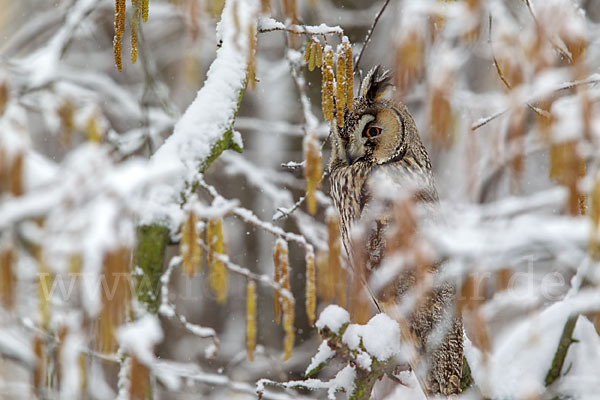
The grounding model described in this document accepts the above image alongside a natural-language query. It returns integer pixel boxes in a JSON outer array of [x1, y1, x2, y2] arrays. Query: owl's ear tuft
[[359, 65, 392, 103]]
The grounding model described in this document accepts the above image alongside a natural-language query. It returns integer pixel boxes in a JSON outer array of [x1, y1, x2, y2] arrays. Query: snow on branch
[[157, 256, 220, 357], [258, 17, 343, 36], [145, 0, 260, 230], [472, 73, 600, 131], [154, 360, 307, 400], [198, 239, 295, 303], [19, 0, 100, 88], [198, 177, 315, 255]]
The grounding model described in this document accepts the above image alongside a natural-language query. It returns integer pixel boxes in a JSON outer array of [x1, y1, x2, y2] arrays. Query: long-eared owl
[[328, 66, 463, 396]]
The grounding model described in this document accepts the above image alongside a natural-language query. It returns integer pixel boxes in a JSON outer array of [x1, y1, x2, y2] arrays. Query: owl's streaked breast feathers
[[328, 65, 463, 396]]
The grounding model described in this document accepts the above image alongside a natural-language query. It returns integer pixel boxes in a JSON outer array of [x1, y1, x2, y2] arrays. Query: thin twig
[[523, 0, 572, 63], [268, 32, 322, 221], [199, 240, 295, 303], [198, 177, 314, 256], [471, 74, 600, 131], [488, 16, 512, 90], [158, 256, 220, 346], [154, 360, 309, 400], [281, 161, 305, 170], [258, 18, 343, 37], [258, 26, 342, 36], [273, 196, 306, 221], [488, 15, 550, 121], [353, 0, 392, 75]]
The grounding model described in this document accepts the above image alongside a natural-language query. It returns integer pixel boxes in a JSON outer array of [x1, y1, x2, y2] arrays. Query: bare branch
[[523, 0, 573, 63], [471, 74, 600, 131], [258, 17, 343, 37], [353, 0, 392, 75]]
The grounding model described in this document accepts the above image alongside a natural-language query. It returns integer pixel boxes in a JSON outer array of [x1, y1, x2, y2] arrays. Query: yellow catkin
[[113, 0, 126, 71], [321, 46, 335, 122], [304, 41, 312, 66], [181, 210, 202, 277], [549, 141, 586, 215], [10, 152, 23, 197], [304, 132, 322, 216], [57, 99, 75, 141], [316, 250, 334, 302], [282, 294, 294, 361], [281, 0, 298, 23], [37, 249, 52, 331], [589, 178, 600, 259], [0, 81, 8, 117], [247, 23, 257, 89], [0, 147, 5, 194], [232, 1, 241, 37], [113, 18, 122, 71], [344, 38, 353, 111], [462, 0, 481, 44], [118, 0, 126, 46], [56, 326, 68, 395], [57, 100, 75, 145], [315, 41, 322, 68], [33, 336, 47, 390], [86, 114, 103, 143], [209, 0, 226, 18], [142, 0, 149, 22], [69, 253, 83, 275], [131, 0, 140, 64], [279, 242, 290, 291], [0, 248, 15, 309], [327, 213, 341, 276], [305, 250, 316, 326], [308, 41, 316, 72], [394, 30, 424, 93], [260, 0, 271, 14], [337, 263, 348, 309], [429, 83, 454, 149], [97, 247, 131, 353], [273, 238, 293, 360], [273, 239, 289, 324], [327, 213, 345, 306], [207, 218, 228, 304], [130, 356, 150, 400], [496, 267, 513, 292], [434, 0, 448, 32], [591, 178, 600, 229], [78, 353, 87, 392], [335, 45, 347, 128], [273, 256, 281, 324], [246, 281, 257, 361]]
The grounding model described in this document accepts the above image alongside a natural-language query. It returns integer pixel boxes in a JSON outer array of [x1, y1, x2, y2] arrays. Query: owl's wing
[[360, 162, 438, 218], [357, 162, 438, 272]]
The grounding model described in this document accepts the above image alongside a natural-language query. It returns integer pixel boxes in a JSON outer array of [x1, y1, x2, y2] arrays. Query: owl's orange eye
[[364, 126, 382, 138]]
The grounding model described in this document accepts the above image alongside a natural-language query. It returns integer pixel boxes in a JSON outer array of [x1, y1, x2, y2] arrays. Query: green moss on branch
[[349, 359, 385, 400], [134, 225, 170, 313], [545, 314, 579, 387]]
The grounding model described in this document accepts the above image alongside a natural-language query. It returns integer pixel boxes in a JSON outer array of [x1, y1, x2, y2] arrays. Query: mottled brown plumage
[[328, 66, 463, 396]]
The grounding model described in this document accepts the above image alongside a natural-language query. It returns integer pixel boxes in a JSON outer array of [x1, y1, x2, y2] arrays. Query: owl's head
[[331, 65, 425, 169]]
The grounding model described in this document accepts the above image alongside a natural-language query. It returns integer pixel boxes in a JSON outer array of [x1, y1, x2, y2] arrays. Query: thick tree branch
[[133, 0, 259, 313]]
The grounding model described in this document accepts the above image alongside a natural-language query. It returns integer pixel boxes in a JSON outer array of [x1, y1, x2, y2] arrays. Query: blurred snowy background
[[1, 0, 600, 399]]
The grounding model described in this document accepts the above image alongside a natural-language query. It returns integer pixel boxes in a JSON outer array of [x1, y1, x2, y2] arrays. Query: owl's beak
[[345, 141, 364, 166], [346, 148, 363, 165], [345, 150, 360, 166]]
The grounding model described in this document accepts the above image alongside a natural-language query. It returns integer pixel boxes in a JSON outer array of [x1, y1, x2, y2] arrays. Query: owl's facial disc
[[370, 107, 404, 165], [345, 114, 375, 165]]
